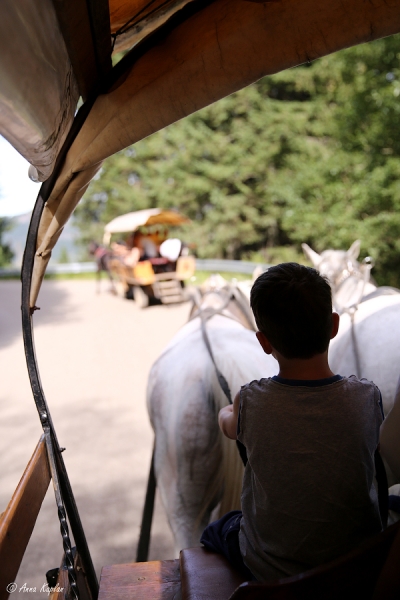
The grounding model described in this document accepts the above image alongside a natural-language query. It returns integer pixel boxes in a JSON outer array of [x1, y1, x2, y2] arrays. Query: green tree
[[58, 247, 70, 264], [76, 34, 400, 286], [0, 217, 14, 267]]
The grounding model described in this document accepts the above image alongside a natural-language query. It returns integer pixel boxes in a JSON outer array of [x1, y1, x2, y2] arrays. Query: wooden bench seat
[[180, 547, 247, 600], [97, 520, 400, 600], [9, 438, 396, 600], [98, 559, 181, 600], [181, 521, 400, 600]]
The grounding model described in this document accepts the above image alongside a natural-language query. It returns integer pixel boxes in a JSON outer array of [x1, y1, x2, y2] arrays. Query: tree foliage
[[0, 217, 14, 267], [75, 34, 400, 286]]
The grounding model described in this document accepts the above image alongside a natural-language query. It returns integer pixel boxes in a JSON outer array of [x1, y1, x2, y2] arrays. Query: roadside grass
[[0, 270, 253, 285], [46, 270, 251, 284]]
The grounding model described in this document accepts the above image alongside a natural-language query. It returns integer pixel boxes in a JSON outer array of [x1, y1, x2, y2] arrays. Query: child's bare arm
[[218, 392, 240, 440]]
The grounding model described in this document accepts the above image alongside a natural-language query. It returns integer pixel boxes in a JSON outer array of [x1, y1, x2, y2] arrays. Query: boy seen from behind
[[201, 263, 383, 581]]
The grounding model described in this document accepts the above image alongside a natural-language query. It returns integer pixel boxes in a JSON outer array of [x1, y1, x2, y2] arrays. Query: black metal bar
[[54, 436, 99, 596], [19, 3, 218, 580], [136, 447, 157, 562], [21, 98, 99, 599], [44, 427, 79, 600]]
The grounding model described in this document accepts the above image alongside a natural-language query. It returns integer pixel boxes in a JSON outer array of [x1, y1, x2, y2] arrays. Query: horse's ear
[[347, 240, 361, 261], [301, 243, 321, 267]]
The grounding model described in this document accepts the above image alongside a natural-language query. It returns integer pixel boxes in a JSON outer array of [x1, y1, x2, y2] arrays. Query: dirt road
[[0, 279, 190, 598]]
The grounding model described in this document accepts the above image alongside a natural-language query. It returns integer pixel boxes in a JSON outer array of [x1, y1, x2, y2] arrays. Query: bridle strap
[[190, 284, 254, 405], [200, 315, 232, 404]]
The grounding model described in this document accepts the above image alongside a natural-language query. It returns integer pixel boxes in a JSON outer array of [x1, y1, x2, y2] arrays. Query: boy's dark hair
[[250, 263, 333, 359]]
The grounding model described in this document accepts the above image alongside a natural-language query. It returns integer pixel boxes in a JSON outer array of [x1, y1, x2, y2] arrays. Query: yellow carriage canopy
[[2, 0, 400, 307]]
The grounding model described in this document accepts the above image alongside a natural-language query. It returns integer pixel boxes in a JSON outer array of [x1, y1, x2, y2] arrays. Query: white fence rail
[[0, 259, 270, 278]]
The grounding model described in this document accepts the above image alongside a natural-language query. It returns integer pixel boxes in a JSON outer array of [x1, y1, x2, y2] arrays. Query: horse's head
[[302, 241, 376, 312], [88, 241, 100, 256], [188, 275, 255, 330], [302, 241, 362, 290], [189, 275, 231, 313]]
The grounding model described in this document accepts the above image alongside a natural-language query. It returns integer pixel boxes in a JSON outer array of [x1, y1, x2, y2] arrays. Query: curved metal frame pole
[[20, 1, 216, 583], [21, 100, 98, 600]]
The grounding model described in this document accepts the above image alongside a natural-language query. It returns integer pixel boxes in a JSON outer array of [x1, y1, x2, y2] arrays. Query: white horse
[[146, 277, 278, 553], [302, 241, 400, 416], [302, 241, 400, 494]]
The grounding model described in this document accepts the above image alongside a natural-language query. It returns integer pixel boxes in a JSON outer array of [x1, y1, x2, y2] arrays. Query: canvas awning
[[0, 0, 79, 182], [3, 0, 400, 307]]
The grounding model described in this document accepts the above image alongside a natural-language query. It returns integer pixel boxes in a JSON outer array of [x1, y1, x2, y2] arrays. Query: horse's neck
[[334, 276, 377, 312]]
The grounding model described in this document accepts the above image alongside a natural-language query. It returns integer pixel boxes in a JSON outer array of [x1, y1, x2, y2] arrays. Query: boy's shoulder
[[345, 374, 381, 393], [240, 374, 381, 396], [240, 377, 275, 396]]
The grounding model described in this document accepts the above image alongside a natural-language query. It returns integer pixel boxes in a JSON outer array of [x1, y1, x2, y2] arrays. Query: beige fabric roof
[[0, 0, 78, 182], [0, 0, 193, 182], [103, 209, 189, 243]]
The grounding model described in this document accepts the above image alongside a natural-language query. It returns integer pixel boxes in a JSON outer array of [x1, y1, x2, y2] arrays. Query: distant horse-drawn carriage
[[103, 208, 195, 306]]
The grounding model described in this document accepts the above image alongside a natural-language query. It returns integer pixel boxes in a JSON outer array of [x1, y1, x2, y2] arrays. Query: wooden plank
[[98, 559, 181, 600], [48, 559, 69, 600], [0, 435, 51, 600], [180, 547, 246, 600]]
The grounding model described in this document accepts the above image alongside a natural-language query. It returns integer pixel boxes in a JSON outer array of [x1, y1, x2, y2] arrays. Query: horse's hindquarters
[[330, 296, 400, 415]]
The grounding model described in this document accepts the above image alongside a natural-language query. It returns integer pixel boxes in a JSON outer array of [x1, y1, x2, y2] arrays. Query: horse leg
[[99, 254, 116, 294], [149, 366, 223, 554], [154, 422, 223, 554], [104, 254, 117, 294], [96, 263, 101, 294]]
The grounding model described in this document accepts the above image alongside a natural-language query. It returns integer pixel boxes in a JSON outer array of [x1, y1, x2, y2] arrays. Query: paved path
[[0, 280, 190, 598]]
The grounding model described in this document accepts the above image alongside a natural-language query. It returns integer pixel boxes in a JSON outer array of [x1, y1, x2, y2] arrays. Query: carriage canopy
[[2, 0, 400, 307], [103, 208, 189, 245]]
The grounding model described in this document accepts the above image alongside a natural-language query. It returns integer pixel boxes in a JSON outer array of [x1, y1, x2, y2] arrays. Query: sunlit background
[[0, 136, 39, 217]]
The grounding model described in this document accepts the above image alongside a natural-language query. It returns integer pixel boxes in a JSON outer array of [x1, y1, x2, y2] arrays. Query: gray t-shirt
[[237, 375, 383, 581]]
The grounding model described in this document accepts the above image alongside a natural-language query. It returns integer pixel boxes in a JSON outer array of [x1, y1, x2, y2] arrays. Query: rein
[[200, 314, 233, 404], [189, 285, 256, 405]]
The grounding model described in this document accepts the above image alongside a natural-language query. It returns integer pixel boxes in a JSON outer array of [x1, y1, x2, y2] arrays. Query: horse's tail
[[193, 381, 244, 534], [218, 428, 244, 516]]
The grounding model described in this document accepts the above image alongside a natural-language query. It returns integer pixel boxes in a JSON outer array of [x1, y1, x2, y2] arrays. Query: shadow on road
[[0, 281, 77, 349]]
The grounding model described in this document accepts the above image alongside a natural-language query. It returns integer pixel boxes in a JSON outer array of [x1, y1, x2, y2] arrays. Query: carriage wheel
[[115, 280, 129, 298], [125, 284, 135, 300], [133, 286, 150, 308]]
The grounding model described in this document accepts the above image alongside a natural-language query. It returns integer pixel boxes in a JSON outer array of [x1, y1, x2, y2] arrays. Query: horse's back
[[148, 315, 273, 415], [330, 292, 400, 415]]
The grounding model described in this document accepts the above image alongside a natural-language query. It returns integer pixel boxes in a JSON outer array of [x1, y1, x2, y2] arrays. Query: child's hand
[[218, 394, 240, 440], [219, 404, 233, 417]]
